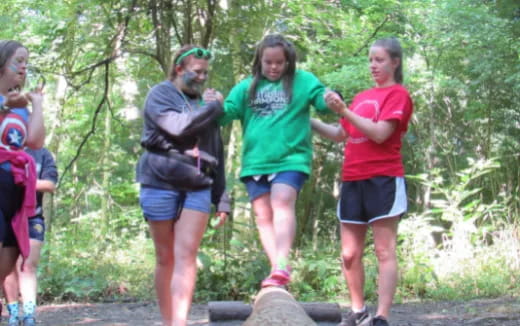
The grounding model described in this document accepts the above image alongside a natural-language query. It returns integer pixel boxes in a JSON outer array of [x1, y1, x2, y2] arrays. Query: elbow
[[373, 137, 386, 145], [372, 134, 391, 144], [25, 138, 45, 149]]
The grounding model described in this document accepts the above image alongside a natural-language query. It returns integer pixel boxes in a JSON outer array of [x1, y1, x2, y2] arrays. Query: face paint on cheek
[[182, 70, 204, 94], [9, 64, 18, 73], [182, 70, 198, 85]]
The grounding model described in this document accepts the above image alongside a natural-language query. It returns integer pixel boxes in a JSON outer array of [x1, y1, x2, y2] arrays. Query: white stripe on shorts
[[369, 176, 407, 223]]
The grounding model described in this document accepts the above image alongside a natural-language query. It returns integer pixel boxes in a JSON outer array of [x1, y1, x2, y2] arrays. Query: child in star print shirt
[[0, 40, 45, 310]]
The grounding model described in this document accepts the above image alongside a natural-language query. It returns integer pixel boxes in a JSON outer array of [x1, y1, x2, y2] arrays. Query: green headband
[[175, 48, 212, 65]]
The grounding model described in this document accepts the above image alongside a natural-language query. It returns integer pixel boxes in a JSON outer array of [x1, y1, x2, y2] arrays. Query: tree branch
[[354, 15, 390, 56], [58, 62, 110, 188]]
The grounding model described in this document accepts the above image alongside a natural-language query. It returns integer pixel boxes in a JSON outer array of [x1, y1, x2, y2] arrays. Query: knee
[[341, 249, 363, 269], [255, 212, 273, 226], [374, 245, 396, 264], [155, 248, 174, 268], [271, 192, 295, 210], [23, 261, 38, 274]]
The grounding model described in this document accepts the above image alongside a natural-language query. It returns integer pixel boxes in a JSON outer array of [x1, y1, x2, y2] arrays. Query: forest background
[[0, 0, 519, 306]]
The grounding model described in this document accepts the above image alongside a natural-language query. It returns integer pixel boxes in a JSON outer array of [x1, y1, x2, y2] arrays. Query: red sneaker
[[261, 268, 291, 288]]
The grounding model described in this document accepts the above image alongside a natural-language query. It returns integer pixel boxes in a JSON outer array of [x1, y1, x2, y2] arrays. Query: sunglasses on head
[[175, 48, 212, 65]]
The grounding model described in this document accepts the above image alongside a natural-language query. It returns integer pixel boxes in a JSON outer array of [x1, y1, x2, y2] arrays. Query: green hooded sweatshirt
[[221, 69, 329, 178]]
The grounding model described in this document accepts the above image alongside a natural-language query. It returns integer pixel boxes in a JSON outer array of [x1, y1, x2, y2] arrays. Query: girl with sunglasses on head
[[136, 44, 230, 326], [0, 40, 45, 325], [312, 38, 413, 326], [221, 34, 333, 288]]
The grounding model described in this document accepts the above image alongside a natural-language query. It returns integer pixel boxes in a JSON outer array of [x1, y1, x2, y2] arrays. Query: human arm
[[36, 179, 56, 193], [305, 71, 329, 112], [145, 83, 224, 139], [311, 118, 347, 142], [210, 128, 230, 228], [36, 148, 58, 193], [219, 80, 247, 126], [24, 89, 45, 149], [324, 90, 397, 144]]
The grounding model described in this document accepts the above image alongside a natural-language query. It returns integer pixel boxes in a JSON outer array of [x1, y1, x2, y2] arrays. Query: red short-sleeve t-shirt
[[339, 84, 413, 181]]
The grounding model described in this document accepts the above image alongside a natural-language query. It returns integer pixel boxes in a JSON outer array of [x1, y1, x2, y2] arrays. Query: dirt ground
[[3, 296, 519, 326]]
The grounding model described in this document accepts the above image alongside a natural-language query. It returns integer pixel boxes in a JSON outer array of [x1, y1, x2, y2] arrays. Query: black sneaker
[[372, 316, 389, 326], [338, 309, 372, 326]]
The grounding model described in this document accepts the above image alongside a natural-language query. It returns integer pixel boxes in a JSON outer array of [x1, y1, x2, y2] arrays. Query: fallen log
[[243, 287, 316, 326], [208, 293, 342, 323], [208, 301, 252, 321]]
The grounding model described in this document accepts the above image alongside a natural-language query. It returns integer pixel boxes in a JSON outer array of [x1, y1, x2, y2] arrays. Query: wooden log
[[208, 299, 342, 322], [243, 287, 316, 326], [301, 302, 342, 322], [208, 301, 252, 321]]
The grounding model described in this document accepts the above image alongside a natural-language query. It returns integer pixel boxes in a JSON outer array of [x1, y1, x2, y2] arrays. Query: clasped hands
[[203, 88, 223, 105], [324, 90, 345, 115]]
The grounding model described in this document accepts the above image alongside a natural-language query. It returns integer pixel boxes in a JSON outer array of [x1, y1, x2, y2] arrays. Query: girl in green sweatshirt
[[221, 34, 331, 287]]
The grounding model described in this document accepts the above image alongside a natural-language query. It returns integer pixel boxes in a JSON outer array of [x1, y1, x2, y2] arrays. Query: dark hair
[[0, 40, 26, 75], [169, 44, 198, 81], [249, 34, 297, 103], [372, 38, 403, 84]]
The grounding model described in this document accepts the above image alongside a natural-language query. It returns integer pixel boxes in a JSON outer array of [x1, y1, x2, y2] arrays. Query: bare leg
[[18, 239, 43, 303], [148, 219, 175, 326], [3, 257, 20, 303], [0, 246, 19, 283], [171, 209, 209, 326], [372, 217, 399, 319], [340, 222, 368, 311], [270, 183, 297, 267], [251, 194, 276, 268]]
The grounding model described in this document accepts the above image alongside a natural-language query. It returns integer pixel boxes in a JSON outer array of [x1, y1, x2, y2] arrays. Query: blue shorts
[[241, 171, 308, 201], [139, 186, 211, 221], [28, 216, 45, 242], [337, 176, 407, 224]]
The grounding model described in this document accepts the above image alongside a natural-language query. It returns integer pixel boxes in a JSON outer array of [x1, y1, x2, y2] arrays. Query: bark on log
[[243, 287, 316, 326]]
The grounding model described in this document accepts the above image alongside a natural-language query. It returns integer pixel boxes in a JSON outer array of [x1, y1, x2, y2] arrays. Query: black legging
[[0, 167, 23, 247]]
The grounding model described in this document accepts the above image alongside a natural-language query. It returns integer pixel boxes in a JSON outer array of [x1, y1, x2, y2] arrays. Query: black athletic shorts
[[337, 176, 407, 224]]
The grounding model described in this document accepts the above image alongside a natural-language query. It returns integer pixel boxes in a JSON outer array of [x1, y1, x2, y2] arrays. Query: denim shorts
[[139, 186, 211, 221], [29, 216, 45, 242], [241, 171, 308, 201]]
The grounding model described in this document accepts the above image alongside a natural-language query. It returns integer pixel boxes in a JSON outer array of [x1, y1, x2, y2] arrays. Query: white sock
[[352, 305, 366, 313]]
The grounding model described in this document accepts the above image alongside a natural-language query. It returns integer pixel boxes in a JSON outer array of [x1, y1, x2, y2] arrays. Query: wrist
[[340, 105, 348, 117]]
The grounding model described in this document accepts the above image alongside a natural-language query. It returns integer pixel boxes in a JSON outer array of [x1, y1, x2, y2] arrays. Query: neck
[[172, 78, 184, 92], [375, 80, 396, 88]]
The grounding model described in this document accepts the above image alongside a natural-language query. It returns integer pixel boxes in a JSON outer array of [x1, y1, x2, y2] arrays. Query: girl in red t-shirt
[[312, 38, 413, 326]]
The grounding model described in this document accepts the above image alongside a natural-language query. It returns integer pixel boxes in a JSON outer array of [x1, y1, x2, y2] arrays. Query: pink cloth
[[0, 149, 36, 260]]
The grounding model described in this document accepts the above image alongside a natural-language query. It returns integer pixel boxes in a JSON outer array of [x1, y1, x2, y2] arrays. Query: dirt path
[[4, 297, 519, 325]]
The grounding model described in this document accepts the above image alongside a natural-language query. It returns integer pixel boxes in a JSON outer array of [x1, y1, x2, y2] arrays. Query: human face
[[261, 46, 287, 82], [369, 46, 398, 88], [0, 47, 29, 92], [178, 57, 209, 96]]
